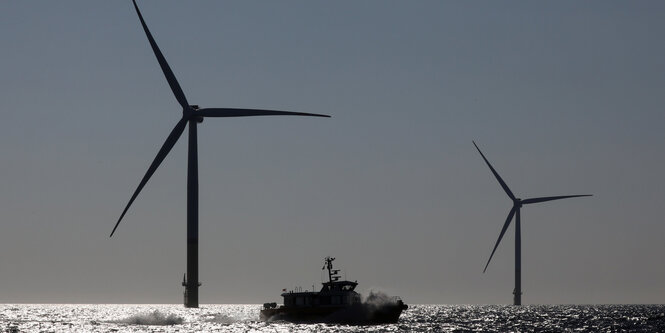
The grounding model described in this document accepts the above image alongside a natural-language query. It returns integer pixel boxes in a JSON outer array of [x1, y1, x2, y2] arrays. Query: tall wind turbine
[[473, 141, 591, 305], [110, 0, 330, 308]]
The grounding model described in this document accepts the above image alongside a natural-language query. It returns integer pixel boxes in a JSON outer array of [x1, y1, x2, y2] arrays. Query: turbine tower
[[473, 141, 591, 305], [110, 0, 330, 308]]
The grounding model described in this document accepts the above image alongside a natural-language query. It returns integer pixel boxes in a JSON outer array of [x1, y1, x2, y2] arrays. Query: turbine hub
[[184, 105, 203, 123]]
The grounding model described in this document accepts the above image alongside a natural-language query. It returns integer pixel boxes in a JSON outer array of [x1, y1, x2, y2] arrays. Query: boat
[[260, 256, 408, 324]]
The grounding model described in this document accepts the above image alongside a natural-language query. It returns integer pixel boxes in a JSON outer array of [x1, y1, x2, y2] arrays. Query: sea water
[[1, 304, 664, 332]]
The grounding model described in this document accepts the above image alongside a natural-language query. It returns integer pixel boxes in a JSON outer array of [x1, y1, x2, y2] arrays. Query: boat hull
[[260, 301, 407, 324]]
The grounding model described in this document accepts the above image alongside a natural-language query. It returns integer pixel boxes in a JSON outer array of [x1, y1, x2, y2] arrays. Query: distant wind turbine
[[473, 141, 591, 305], [110, 0, 330, 308]]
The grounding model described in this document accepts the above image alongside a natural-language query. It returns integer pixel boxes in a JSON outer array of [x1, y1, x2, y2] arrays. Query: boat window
[[341, 285, 354, 291], [284, 296, 294, 306]]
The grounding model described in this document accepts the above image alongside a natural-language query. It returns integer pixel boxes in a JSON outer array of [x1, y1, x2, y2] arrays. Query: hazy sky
[[1, 1, 664, 305]]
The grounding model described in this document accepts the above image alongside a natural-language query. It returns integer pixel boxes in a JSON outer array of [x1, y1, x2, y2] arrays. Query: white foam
[[117, 310, 183, 325]]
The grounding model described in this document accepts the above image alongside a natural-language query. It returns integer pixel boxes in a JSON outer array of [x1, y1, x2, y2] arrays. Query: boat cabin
[[280, 257, 362, 307]]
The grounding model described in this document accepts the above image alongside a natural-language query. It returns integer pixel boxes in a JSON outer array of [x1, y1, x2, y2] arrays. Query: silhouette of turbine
[[110, 0, 329, 308], [473, 141, 591, 305]]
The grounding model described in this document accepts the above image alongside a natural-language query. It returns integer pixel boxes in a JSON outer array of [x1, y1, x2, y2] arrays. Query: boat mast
[[323, 256, 340, 283]]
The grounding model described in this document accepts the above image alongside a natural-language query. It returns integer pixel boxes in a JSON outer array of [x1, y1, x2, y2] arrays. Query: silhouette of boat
[[260, 256, 407, 324]]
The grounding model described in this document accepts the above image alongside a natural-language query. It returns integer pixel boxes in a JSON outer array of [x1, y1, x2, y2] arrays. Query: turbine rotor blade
[[197, 108, 330, 118], [110, 117, 188, 237], [521, 194, 592, 205], [132, 0, 189, 109], [483, 206, 517, 273], [473, 141, 516, 201]]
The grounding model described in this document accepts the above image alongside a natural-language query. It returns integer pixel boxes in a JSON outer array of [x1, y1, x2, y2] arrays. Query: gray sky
[[1, 1, 663, 305]]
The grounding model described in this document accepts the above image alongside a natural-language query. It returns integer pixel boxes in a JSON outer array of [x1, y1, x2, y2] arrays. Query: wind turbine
[[473, 141, 591, 305], [110, 0, 330, 308]]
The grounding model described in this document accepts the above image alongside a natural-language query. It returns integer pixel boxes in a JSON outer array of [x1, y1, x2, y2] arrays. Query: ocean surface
[[1, 304, 664, 332]]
